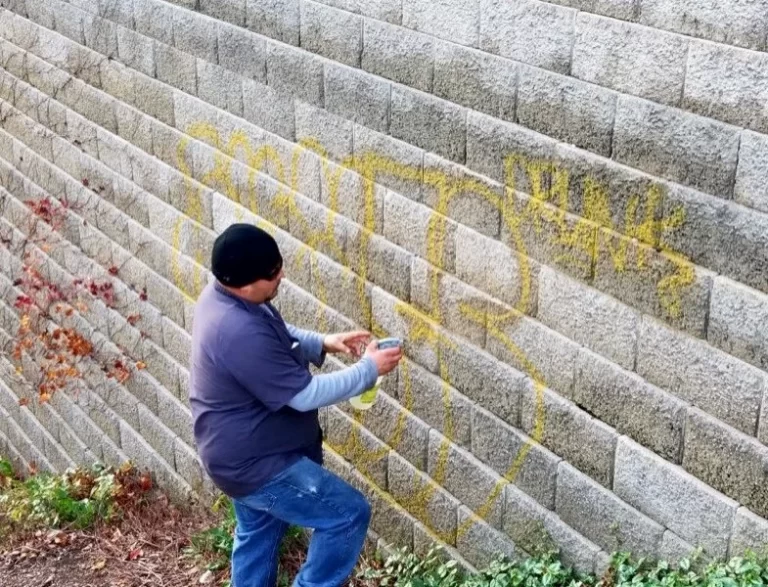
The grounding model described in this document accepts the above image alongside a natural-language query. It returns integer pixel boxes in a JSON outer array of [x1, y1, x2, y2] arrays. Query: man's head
[[211, 223, 284, 303]]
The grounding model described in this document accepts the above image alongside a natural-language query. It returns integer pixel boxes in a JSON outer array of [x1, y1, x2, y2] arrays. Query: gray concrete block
[[397, 359, 472, 450], [683, 408, 768, 518], [433, 41, 516, 123], [174, 437, 203, 491], [520, 382, 617, 488], [613, 96, 741, 199], [295, 102, 352, 163], [593, 228, 713, 339], [557, 461, 665, 557], [517, 65, 616, 157], [156, 388, 194, 446], [115, 102, 153, 155], [575, 348, 686, 463], [661, 184, 768, 296], [614, 436, 738, 559], [361, 19, 434, 93], [319, 164, 385, 234], [457, 506, 518, 568], [658, 532, 697, 567], [26, 0, 55, 30], [155, 41, 197, 96], [286, 191, 346, 267], [539, 267, 639, 369], [708, 276, 768, 373], [730, 507, 768, 557], [246, 0, 300, 45], [735, 130, 768, 214], [172, 8, 217, 63], [137, 403, 176, 467], [84, 15, 118, 58], [427, 429, 504, 529], [390, 86, 466, 165], [683, 43, 768, 136], [441, 332, 524, 428], [217, 21, 266, 83], [241, 77, 294, 140], [504, 483, 599, 573], [201, 0, 246, 26], [388, 450, 459, 545], [162, 316, 190, 366], [307, 253, 370, 329], [466, 110, 558, 190], [546, 0, 637, 20], [638, 0, 768, 52], [197, 60, 243, 117], [312, 0, 401, 24], [134, 74, 175, 128], [366, 233, 412, 303], [98, 0, 134, 29], [134, 0, 174, 46], [300, 0, 361, 67], [472, 405, 559, 509], [265, 43, 323, 107], [572, 13, 688, 106], [325, 63, 389, 134], [54, 1, 85, 45], [480, 0, 576, 74], [403, 0, 479, 47], [637, 316, 766, 436], [324, 406, 388, 488], [423, 154, 502, 240], [100, 58, 135, 105], [116, 26, 155, 78]]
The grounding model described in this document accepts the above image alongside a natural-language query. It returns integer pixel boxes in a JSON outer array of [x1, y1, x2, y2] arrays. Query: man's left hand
[[322, 331, 371, 357]]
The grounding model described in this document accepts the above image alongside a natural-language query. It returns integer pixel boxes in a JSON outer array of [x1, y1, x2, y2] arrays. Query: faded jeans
[[230, 457, 371, 587]]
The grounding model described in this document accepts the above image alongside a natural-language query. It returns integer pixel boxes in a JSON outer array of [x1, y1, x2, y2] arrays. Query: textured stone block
[[637, 316, 766, 436], [324, 407, 388, 488], [541, 267, 640, 369], [54, 1, 85, 45], [730, 507, 768, 557], [134, 0, 175, 46], [472, 406, 559, 509], [683, 408, 768, 518], [390, 87, 466, 165], [662, 185, 768, 295], [521, 383, 617, 487], [683, 43, 768, 135], [242, 78, 295, 140], [137, 404, 176, 467], [325, 63, 389, 134], [246, 0, 300, 45], [557, 462, 664, 557], [388, 451, 459, 545], [116, 27, 155, 78], [547, 0, 637, 20], [709, 277, 768, 373], [427, 430, 504, 529], [480, 0, 576, 74], [172, 8, 217, 62], [26, 1, 56, 30], [361, 19, 434, 93], [84, 15, 118, 58], [504, 483, 599, 572], [614, 436, 738, 559], [457, 506, 518, 569], [217, 21, 266, 83], [638, 0, 768, 52], [433, 41, 516, 123], [265, 43, 323, 107], [367, 234, 412, 303], [735, 131, 768, 214], [517, 65, 616, 156], [403, 0, 479, 47], [575, 349, 686, 463], [397, 360, 472, 449], [201, 0, 246, 26], [594, 228, 713, 338], [307, 253, 370, 329], [441, 332, 524, 427], [300, 0, 361, 67], [613, 96, 741, 199], [197, 60, 244, 118], [295, 102, 353, 163], [572, 13, 688, 106], [155, 42, 197, 96], [423, 154, 502, 239], [314, 0, 401, 23]]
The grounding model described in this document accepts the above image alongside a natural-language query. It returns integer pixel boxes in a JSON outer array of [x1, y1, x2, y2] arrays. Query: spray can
[[349, 337, 402, 411]]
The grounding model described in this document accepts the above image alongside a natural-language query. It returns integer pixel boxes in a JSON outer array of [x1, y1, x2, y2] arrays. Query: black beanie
[[211, 223, 283, 287]]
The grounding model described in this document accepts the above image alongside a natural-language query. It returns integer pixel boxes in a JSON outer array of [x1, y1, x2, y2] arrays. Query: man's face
[[240, 264, 284, 303]]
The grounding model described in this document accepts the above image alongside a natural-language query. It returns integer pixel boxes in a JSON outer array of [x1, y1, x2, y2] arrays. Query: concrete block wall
[[0, 0, 766, 573]]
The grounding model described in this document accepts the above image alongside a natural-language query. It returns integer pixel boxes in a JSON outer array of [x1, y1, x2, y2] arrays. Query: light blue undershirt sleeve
[[287, 356, 379, 412], [285, 323, 326, 367]]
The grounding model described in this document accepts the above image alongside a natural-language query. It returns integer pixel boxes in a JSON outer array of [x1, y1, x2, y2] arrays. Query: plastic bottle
[[349, 338, 401, 411]]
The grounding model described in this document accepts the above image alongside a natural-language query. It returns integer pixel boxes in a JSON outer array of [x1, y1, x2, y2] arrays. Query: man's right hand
[[364, 339, 403, 375]]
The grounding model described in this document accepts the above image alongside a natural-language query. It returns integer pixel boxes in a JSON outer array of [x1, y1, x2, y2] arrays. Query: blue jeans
[[230, 457, 371, 587]]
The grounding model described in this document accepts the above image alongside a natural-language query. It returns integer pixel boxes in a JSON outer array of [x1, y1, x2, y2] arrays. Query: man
[[189, 223, 402, 587]]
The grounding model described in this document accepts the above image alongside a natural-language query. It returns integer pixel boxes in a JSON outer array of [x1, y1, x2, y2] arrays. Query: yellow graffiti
[[169, 123, 696, 545]]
